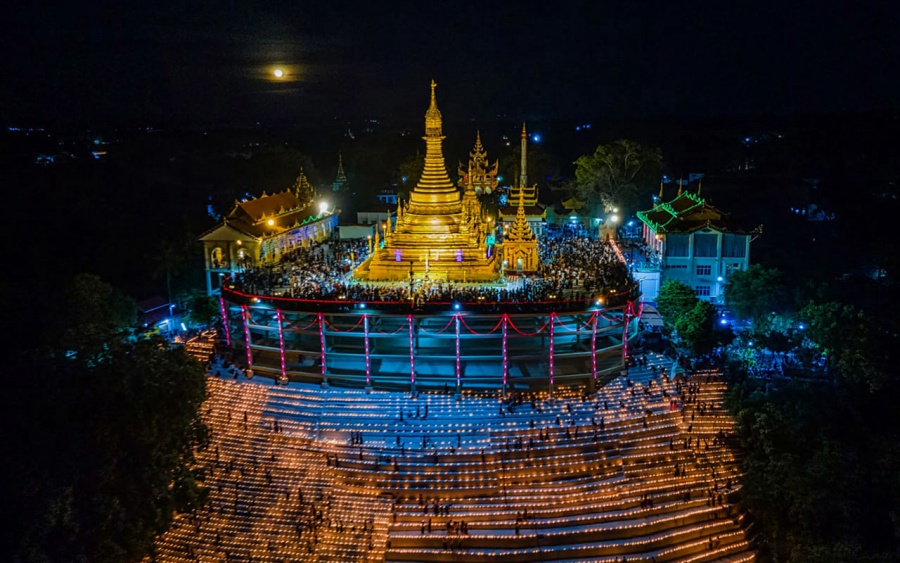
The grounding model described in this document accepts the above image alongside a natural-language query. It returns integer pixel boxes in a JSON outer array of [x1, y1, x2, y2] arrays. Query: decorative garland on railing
[[322, 315, 366, 332], [458, 315, 504, 335], [418, 316, 456, 334], [506, 316, 551, 336]]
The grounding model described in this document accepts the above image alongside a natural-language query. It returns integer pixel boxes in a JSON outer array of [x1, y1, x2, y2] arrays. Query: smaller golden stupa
[[502, 188, 539, 273], [354, 81, 499, 282]]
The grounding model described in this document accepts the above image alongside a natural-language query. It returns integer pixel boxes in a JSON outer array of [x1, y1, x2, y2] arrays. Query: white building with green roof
[[635, 190, 756, 304]]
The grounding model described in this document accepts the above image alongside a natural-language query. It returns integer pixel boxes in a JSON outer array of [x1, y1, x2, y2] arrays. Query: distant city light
[[798, 323, 805, 330], [609, 214, 619, 223], [720, 319, 728, 325], [627, 220, 635, 227], [532, 134, 541, 142], [453, 302, 461, 311]]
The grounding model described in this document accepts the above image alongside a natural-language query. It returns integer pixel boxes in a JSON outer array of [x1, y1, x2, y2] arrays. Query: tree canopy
[[724, 264, 789, 321], [674, 300, 718, 355], [573, 139, 664, 213], [655, 279, 699, 332], [2, 275, 208, 563]]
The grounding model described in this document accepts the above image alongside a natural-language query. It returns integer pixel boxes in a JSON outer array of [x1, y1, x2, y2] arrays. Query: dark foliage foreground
[[0, 274, 208, 563]]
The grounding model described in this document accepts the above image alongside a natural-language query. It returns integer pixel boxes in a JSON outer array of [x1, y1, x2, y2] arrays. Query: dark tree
[[674, 300, 718, 355], [574, 139, 664, 214], [724, 264, 788, 322], [655, 279, 698, 332], [2, 275, 208, 563]]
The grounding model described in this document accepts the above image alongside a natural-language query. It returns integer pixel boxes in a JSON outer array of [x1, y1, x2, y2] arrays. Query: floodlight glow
[[319, 201, 329, 214], [273, 69, 284, 78]]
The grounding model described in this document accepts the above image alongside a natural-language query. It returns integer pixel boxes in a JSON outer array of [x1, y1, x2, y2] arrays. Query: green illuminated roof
[[637, 191, 732, 234]]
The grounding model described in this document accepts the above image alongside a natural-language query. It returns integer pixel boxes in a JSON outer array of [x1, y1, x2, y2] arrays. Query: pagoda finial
[[659, 180, 664, 199], [520, 122, 528, 189], [332, 151, 347, 191], [697, 179, 702, 196], [424, 80, 443, 138], [677, 178, 683, 196], [337, 152, 346, 179]]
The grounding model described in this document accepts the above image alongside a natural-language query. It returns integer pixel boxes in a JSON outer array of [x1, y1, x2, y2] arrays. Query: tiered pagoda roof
[[202, 170, 326, 240], [507, 190, 536, 242], [637, 191, 737, 234]]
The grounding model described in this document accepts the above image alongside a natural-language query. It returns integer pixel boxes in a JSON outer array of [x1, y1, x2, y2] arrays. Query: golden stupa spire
[[520, 122, 528, 188], [507, 186, 535, 241], [697, 179, 702, 196], [677, 178, 683, 196], [659, 180, 664, 199], [410, 80, 458, 206]]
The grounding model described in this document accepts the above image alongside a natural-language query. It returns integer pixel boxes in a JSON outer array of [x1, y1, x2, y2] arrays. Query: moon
[[273, 68, 284, 78]]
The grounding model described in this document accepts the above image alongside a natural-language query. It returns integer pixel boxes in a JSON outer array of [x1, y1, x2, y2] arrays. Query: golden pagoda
[[354, 81, 499, 282], [502, 188, 539, 273]]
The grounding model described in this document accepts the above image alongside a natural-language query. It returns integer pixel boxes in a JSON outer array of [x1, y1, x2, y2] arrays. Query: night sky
[[3, 1, 899, 125]]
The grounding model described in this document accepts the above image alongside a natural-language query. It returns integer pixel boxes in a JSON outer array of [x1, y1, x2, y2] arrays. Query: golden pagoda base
[[354, 255, 500, 283]]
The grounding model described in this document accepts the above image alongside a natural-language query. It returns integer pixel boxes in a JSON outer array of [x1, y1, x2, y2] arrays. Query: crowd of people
[[229, 230, 635, 307]]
